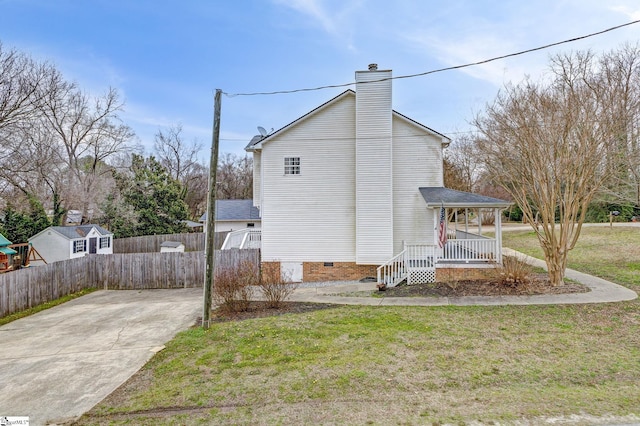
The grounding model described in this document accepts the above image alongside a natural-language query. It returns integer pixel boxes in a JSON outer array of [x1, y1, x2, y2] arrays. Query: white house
[[244, 64, 510, 284], [199, 199, 261, 233], [28, 225, 113, 265]]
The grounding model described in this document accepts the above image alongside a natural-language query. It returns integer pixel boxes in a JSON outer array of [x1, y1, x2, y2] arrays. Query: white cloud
[[404, 30, 540, 88], [272, 0, 363, 50], [274, 0, 338, 35], [610, 4, 640, 20]]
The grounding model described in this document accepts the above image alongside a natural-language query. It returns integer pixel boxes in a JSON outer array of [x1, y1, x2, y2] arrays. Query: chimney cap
[[368, 63, 378, 71]]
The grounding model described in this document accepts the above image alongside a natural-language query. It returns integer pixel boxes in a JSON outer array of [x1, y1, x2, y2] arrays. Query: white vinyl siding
[[215, 220, 262, 233], [253, 151, 262, 209], [392, 117, 444, 253], [260, 94, 356, 263], [355, 69, 394, 264], [29, 230, 72, 264]]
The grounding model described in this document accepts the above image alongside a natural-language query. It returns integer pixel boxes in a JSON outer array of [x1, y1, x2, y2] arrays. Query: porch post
[[495, 208, 503, 264], [465, 208, 469, 234], [433, 207, 440, 263]]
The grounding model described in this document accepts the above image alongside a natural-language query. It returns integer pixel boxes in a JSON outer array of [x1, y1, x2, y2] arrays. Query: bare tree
[[0, 42, 69, 214], [216, 153, 253, 200], [41, 86, 135, 222], [444, 135, 480, 192], [592, 43, 640, 207], [154, 124, 202, 180], [0, 42, 64, 131], [153, 124, 206, 218], [474, 49, 623, 286]]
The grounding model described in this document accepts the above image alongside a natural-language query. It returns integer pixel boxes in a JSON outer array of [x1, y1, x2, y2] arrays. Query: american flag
[[438, 204, 447, 249]]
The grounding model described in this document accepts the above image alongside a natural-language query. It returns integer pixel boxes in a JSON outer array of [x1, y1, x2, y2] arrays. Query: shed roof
[[200, 199, 261, 222], [419, 187, 512, 208], [31, 225, 113, 241], [160, 241, 184, 248], [0, 246, 17, 255], [0, 233, 12, 247]]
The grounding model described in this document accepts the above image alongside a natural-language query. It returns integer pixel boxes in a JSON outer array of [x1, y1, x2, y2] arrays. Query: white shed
[[160, 241, 185, 253], [28, 225, 113, 265]]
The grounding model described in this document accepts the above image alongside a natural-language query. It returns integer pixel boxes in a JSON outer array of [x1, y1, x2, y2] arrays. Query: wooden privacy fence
[[113, 232, 230, 253], [0, 249, 260, 318]]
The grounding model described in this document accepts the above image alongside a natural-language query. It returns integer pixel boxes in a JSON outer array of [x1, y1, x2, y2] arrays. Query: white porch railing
[[376, 250, 407, 287], [221, 229, 261, 250], [377, 237, 499, 287], [439, 238, 497, 263]]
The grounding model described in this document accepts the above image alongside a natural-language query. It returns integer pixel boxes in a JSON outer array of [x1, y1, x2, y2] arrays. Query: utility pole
[[203, 89, 221, 329]]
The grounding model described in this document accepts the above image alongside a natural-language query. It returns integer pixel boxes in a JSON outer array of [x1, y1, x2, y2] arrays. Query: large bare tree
[[474, 48, 626, 286], [593, 43, 640, 207], [41, 86, 135, 222], [153, 124, 206, 218], [216, 153, 253, 200], [444, 134, 481, 192], [0, 42, 64, 131]]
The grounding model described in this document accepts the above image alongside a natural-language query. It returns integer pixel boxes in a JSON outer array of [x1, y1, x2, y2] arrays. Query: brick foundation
[[303, 262, 378, 282], [436, 266, 498, 282]]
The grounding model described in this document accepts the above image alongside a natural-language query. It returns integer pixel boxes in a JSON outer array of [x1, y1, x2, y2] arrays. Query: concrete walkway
[[288, 249, 638, 306], [0, 288, 202, 426]]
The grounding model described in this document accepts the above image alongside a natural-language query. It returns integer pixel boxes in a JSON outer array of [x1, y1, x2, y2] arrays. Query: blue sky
[[1, 0, 639, 159]]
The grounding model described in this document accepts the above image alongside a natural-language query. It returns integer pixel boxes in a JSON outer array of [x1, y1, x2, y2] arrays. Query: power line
[[224, 19, 640, 97]]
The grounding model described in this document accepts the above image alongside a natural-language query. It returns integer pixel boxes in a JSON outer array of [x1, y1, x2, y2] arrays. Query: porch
[[220, 229, 262, 250], [377, 187, 511, 287], [376, 233, 500, 287]]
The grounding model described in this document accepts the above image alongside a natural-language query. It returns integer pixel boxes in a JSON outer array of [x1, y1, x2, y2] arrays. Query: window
[[73, 240, 86, 253], [284, 157, 300, 175], [99, 236, 111, 249]]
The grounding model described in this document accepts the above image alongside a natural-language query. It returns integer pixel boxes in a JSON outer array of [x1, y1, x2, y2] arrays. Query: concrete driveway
[[0, 288, 202, 426]]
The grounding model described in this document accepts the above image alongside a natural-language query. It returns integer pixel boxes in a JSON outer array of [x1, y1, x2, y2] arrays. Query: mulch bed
[[208, 301, 339, 323], [381, 273, 589, 297]]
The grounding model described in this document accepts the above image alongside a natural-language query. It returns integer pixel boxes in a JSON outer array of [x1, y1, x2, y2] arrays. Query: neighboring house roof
[[182, 220, 203, 229], [30, 225, 113, 241], [419, 187, 512, 208], [200, 199, 261, 222], [245, 89, 450, 152]]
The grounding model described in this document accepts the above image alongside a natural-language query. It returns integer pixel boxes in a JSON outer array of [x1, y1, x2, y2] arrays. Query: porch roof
[[419, 187, 512, 208]]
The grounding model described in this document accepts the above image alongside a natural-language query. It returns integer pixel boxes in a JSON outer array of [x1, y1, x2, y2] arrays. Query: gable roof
[[200, 199, 261, 222], [245, 89, 450, 151], [419, 187, 512, 208], [30, 224, 112, 241]]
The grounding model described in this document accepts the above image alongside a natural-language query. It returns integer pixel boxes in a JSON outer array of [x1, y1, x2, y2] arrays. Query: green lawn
[[77, 226, 640, 425]]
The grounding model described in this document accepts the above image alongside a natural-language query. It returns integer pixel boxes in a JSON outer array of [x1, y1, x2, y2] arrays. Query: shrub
[[259, 262, 298, 309], [497, 255, 532, 288], [212, 260, 259, 313], [480, 210, 496, 226]]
